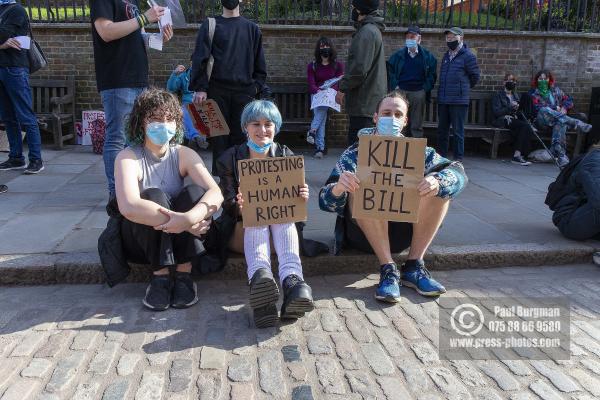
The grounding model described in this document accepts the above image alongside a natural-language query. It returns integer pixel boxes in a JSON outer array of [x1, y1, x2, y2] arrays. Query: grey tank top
[[131, 145, 184, 198]]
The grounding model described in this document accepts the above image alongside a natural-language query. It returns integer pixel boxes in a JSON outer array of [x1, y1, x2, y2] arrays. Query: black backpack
[[544, 153, 587, 210]]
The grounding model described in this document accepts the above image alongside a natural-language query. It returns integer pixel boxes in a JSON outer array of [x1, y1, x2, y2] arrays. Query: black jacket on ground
[[210, 142, 328, 267], [0, 4, 29, 68]]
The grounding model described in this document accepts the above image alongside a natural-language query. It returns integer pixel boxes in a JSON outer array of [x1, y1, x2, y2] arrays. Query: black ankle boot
[[280, 274, 314, 319]]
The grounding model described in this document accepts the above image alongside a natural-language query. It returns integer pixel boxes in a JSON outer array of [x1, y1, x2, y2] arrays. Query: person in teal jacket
[[387, 26, 437, 138], [167, 62, 208, 149]]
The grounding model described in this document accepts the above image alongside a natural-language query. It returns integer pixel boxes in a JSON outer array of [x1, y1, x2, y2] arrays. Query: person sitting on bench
[[491, 73, 535, 166], [318, 91, 468, 302]]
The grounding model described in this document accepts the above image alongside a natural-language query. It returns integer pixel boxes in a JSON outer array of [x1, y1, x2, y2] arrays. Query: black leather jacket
[[491, 90, 521, 128]]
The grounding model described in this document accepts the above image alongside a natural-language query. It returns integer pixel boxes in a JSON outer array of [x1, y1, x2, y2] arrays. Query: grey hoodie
[[339, 10, 387, 118]]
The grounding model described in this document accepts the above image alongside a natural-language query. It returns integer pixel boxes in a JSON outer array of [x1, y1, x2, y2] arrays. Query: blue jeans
[[437, 104, 468, 160], [536, 107, 579, 153], [557, 202, 600, 241], [310, 106, 328, 151], [0, 67, 42, 162], [100, 87, 144, 196]]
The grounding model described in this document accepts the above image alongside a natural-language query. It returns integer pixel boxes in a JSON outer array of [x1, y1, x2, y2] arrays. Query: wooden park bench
[[269, 83, 312, 147], [30, 76, 76, 149], [423, 91, 586, 158]]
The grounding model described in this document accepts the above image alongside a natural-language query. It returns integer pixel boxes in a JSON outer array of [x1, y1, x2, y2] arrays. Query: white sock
[[270, 223, 303, 285], [244, 226, 271, 282]]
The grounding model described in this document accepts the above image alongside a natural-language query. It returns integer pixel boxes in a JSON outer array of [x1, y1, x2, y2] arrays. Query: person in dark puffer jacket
[[436, 27, 480, 162], [552, 144, 600, 241]]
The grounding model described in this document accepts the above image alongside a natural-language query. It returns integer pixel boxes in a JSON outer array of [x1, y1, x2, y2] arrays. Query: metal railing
[[25, 0, 600, 32]]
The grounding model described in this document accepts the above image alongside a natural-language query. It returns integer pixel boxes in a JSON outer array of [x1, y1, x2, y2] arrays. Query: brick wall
[[32, 24, 600, 146]]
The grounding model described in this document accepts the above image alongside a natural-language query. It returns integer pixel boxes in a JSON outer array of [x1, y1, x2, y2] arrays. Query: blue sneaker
[[401, 263, 446, 297], [375, 263, 401, 303]]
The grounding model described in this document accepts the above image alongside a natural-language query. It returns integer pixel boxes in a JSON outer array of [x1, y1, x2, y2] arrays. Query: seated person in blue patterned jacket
[[319, 91, 468, 302]]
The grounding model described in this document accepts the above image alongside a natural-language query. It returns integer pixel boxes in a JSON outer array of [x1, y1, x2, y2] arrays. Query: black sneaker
[[143, 275, 172, 311], [171, 272, 198, 309], [511, 155, 531, 166], [0, 158, 26, 171], [249, 268, 279, 328], [24, 159, 44, 174], [280, 274, 314, 319]]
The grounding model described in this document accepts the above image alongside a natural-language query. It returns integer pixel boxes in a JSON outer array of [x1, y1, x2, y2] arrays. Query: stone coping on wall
[[31, 22, 600, 40]]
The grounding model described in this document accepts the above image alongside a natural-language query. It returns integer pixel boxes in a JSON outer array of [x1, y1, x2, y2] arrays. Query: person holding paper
[[90, 0, 173, 197], [306, 36, 344, 159], [190, 0, 267, 174], [387, 26, 437, 138], [214, 100, 314, 328], [319, 91, 468, 302], [335, 0, 387, 146], [0, 0, 44, 174], [108, 88, 223, 311]]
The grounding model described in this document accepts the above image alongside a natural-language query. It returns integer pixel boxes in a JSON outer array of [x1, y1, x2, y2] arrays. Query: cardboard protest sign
[[78, 111, 105, 145], [238, 156, 307, 228], [311, 88, 341, 112], [352, 135, 426, 223], [187, 100, 230, 138]]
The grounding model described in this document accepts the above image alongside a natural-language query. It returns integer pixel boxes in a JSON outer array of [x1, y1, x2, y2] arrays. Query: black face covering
[[447, 40, 459, 51], [320, 48, 331, 58], [221, 0, 239, 10], [351, 8, 360, 21], [505, 81, 516, 91]]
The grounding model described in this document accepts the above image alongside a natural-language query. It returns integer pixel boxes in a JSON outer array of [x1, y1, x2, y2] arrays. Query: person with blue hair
[[214, 100, 315, 328]]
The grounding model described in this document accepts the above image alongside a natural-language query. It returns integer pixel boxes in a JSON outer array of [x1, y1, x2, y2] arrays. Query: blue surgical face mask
[[405, 39, 418, 49], [247, 138, 272, 154], [146, 121, 177, 146], [376, 116, 404, 136]]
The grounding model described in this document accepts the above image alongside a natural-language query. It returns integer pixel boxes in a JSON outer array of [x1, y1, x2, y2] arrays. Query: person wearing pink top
[[306, 37, 344, 158]]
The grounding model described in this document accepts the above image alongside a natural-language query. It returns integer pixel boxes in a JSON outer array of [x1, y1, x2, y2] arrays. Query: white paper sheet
[[148, 33, 163, 51], [159, 8, 172, 30], [15, 36, 31, 50], [311, 88, 341, 112]]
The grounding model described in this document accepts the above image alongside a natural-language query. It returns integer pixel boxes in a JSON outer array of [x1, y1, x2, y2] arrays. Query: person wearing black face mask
[[436, 27, 480, 162], [336, 0, 387, 146], [190, 0, 267, 173], [491, 73, 535, 166], [306, 37, 344, 158]]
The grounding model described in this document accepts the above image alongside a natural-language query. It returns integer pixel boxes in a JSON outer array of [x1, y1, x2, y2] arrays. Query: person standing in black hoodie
[[190, 0, 267, 173], [0, 0, 44, 174]]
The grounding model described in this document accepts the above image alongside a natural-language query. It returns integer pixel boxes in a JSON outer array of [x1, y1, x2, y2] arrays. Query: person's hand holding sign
[[162, 24, 173, 42], [236, 191, 244, 212], [417, 175, 440, 198], [332, 171, 360, 197], [299, 184, 309, 202], [143, 4, 165, 24], [154, 209, 195, 234], [193, 92, 208, 106]]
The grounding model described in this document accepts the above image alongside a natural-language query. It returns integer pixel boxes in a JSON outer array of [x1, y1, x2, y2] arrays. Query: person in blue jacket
[[167, 61, 208, 150], [436, 27, 480, 161], [387, 26, 437, 138]]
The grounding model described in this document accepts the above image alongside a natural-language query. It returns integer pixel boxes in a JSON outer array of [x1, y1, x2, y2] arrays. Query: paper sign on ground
[[352, 135, 426, 223], [15, 36, 30, 49], [311, 88, 340, 112], [238, 156, 307, 228], [186, 100, 230, 138], [79, 111, 105, 145]]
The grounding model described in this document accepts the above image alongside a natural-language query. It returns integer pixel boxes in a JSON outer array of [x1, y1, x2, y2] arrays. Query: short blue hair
[[240, 100, 283, 135]]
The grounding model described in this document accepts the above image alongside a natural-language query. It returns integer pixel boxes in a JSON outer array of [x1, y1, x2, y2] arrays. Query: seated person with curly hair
[[113, 88, 223, 311]]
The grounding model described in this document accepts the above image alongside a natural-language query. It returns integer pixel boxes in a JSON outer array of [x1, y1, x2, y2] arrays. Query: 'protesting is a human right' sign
[[352, 135, 426, 223]]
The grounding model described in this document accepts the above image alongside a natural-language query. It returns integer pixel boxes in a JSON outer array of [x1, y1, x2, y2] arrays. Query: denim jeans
[[310, 106, 328, 151], [0, 67, 42, 162], [556, 201, 600, 241], [100, 87, 145, 196], [536, 107, 580, 153], [437, 104, 468, 160]]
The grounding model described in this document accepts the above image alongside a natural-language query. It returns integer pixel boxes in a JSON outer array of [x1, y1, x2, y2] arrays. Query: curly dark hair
[[125, 88, 184, 145], [314, 36, 337, 65], [532, 70, 555, 89]]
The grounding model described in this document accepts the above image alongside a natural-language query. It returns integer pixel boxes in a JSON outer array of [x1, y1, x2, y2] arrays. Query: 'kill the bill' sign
[[238, 156, 308, 228], [352, 135, 426, 223]]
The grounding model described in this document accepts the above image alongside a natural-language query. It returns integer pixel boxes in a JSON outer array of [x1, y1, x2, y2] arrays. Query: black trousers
[[207, 83, 256, 173], [121, 185, 206, 270], [347, 116, 374, 146], [505, 117, 534, 156]]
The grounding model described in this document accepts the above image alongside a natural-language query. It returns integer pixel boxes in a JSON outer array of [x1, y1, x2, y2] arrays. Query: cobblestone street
[[1, 264, 599, 400]]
